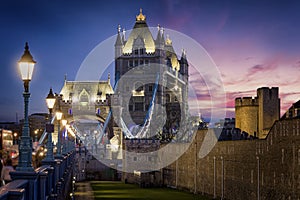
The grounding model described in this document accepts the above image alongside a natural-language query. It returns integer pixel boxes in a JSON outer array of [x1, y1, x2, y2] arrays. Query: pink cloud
[[247, 64, 275, 77]]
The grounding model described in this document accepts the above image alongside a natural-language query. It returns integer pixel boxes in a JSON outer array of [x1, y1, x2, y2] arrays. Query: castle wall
[[235, 97, 258, 136], [160, 118, 300, 199]]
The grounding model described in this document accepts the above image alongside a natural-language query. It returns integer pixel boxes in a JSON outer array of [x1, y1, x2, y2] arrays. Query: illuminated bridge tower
[[114, 9, 189, 139]]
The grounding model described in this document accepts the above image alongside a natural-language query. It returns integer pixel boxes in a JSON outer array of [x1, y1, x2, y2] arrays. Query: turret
[[107, 73, 111, 85], [115, 24, 123, 58], [155, 25, 165, 50], [179, 49, 189, 80], [122, 28, 126, 43]]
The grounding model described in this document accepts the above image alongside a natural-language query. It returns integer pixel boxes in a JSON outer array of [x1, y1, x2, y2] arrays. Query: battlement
[[235, 97, 258, 107], [121, 52, 157, 57], [257, 87, 279, 100], [95, 99, 109, 105], [59, 99, 72, 104]]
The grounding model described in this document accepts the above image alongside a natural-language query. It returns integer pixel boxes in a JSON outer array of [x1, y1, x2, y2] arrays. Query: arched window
[[79, 89, 90, 106], [135, 82, 144, 92]]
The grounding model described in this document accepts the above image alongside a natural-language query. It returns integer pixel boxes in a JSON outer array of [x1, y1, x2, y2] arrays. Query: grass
[[91, 181, 210, 200]]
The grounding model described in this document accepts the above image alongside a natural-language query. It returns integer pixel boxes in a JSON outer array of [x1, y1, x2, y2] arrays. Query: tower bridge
[[34, 8, 192, 149]]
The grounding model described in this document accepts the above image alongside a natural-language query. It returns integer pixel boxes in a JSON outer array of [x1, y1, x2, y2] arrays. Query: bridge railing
[[0, 150, 75, 200]]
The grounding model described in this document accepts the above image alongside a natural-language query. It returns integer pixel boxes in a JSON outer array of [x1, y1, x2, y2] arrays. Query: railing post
[[38, 171, 48, 200], [42, 159, 64, 197], [56, 181, 62, 199], [8, 188, 26, 200], [45, 166, 54, 196], [10, 171, 39, 200]]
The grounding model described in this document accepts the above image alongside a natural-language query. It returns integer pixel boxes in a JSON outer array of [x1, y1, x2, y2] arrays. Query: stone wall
[[161, 117, 300, 199]]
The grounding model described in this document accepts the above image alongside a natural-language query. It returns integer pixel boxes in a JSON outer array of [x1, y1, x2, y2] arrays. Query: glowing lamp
[[18, 42, 36, 81], [46, 88, 56, 110], [56, 110, 63, 121], [18, 42, 36, 92], [62, 119, 67, 126]]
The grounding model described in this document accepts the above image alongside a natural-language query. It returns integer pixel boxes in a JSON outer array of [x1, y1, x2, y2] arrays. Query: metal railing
[[0, 150, 75, 200]]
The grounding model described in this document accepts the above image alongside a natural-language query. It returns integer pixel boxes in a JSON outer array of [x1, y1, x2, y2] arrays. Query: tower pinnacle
[[118, 24, 121, 33], [136, 8, 146, 21]]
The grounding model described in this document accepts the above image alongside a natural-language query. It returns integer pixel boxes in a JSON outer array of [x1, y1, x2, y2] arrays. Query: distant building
[[235, 87, 280, 138], [28, 113, 49, 140], [282, 99, 300, 119], [214, 118, 235, 129], [213, 118, 256, 141], [0, 122, 20, 136]]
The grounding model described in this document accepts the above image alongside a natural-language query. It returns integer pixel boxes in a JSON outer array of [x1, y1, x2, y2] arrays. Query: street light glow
[[18, 42, 36, 81], [56, 110, 63, 120], [46, 88, 56, 110], [62, 119, 67, 126]]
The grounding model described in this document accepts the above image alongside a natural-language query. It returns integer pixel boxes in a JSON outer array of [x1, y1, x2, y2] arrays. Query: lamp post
[[16, 42, 36, 171], [56, 110, 63, 157], [34, 129, 38, 142], [13, 132, 18, 145], [61, 119, 67, 155], [43, 88, 55, 162]]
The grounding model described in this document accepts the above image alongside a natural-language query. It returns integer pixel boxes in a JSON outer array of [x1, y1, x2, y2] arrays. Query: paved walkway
[[74, 182, 95, 200]]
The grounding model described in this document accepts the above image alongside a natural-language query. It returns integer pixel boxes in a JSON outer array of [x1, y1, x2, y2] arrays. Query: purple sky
[[0, 0, 300, 121]]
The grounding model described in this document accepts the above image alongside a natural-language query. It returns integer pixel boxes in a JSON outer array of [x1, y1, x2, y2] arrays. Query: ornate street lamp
[[16, 42, 36, 171], [61, 119, 67, 154], [44, 88, 55, 161], [55, 110, 63, 157], [46, 88, 56, 112]]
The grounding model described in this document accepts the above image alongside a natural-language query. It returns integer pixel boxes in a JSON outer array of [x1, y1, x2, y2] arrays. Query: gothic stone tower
[[114, 9, 189, 138], [235, 87, 280, 138], [59, 75, 114, 126]]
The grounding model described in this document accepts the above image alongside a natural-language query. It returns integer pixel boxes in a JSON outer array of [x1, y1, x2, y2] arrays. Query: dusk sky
[[0, 0, 300, 121]]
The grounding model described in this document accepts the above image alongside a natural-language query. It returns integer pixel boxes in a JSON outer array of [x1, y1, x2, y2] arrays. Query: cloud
[[280, 91, 300, 99], [293, 60, 300, 69], [247, 63, 277, 77]]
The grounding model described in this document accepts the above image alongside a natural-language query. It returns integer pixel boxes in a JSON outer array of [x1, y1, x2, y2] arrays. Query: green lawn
[[91, 181, 210, 200]]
